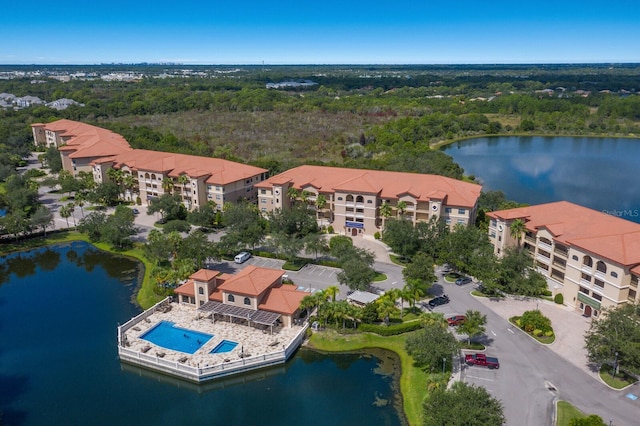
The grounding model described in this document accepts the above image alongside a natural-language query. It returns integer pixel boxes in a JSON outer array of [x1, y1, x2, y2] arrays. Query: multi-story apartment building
[[255, 165, 482, 237], [487, 201, 640, 317], [32, 120, 268, 210], [92, 149, 268, 210], [32, 119, 132, 175]]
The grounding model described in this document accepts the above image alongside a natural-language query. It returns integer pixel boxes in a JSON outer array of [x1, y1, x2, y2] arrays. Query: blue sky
[[2, 1, 639, 64]]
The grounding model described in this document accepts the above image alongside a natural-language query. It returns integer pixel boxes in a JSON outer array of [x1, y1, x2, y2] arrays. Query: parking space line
[[464, 375, 495, 382]]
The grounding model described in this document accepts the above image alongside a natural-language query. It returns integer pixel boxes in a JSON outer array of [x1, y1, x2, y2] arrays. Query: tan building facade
[[32, 120, 268, 210], [488, 201, 640, 317], [255, 165, 482, 237]]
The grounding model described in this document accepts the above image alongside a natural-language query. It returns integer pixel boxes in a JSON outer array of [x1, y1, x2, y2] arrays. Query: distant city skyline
[[3, 1, 639, 65]]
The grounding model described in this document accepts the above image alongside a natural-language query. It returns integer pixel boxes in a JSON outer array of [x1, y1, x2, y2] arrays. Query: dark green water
[[0, 242, 403, 426], [443, 136, 640, 223]]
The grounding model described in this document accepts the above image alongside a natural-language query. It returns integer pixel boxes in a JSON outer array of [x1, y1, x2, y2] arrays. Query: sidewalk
[[474, 294, 596, 378], [351, 235, 394, 264]]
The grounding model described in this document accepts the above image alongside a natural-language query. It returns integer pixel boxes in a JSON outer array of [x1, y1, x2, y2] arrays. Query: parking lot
[[226, 255, 343, 296]]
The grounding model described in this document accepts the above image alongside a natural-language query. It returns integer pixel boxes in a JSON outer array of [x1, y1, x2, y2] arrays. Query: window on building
[[261, 199, 267, 203], [337, 197, 343, 201], [261, 189, 266, 194], [367, 200, 373, 204], [490, 219, 497, 227], [596, 261, 607, 274], [594, 279, 605, 288], [244, 297, 251, 305], [579, 287, 589, 295], [216, 195, 221, 200], [216, 186, 221, 191], [572, 255, 578, 261], [356, 195, 364, 203], [445, 207, 452, 214], [611, 271, 618, 278], [457, 219, 466, 224], [583, 256, 593, 267], [581, 272, 591, 282], [592, 293, 602, 301], [458, 208, 466, 214], [200, 300, 204, 306], [445, 219, 451, 225], [198, 287, 204, 295], [228, 294, 235, 302]]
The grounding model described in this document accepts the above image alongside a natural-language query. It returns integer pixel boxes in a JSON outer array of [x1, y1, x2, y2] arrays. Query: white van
[[234, 252, 251, 264]]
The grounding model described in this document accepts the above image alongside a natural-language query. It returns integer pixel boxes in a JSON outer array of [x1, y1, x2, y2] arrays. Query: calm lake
[[443, 136, 640, 223], [0, 242, 404, 426]]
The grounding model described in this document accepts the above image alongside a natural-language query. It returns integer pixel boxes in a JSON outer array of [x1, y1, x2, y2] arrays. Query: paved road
[[430, 277, 639, 426]]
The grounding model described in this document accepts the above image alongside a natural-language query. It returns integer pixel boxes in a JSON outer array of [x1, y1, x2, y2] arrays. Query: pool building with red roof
[[174, 265, 308, 328], [255, 165, 482, 237], [488, 201, 640, 316]]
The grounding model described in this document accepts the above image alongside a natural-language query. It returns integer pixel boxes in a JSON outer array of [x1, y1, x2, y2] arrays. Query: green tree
[[438, 223, 495, 280], [220, 201, 266, 251], [422, 382, 505, 426], [406, 321, 459, 371], [44, 146, 63, 173], [337, 255, 376, 291], [457, 310, 487, 345], [59, 204, 72, 229], [509, 218, 526, 249], [402, 252, 436, 303], [585, 303, 640, 377], [147, 193, 186, 223], [177, 229, 218, 270], [496, 247, 547, 296], [382, 218, 420, 260], [379, 201, 392, 229], [315, 194, 327, 219], [101, 205, 136, 249], [30, 205, 54, 236]]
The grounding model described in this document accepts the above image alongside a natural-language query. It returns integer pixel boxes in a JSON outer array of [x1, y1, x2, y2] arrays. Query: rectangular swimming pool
[[210, 340, 238, 354], [141, 321, 213, 354]]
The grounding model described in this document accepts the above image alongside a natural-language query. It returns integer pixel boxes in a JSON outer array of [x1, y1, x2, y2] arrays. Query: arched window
[[144, 173, 150, 179], [611, 271, 618, 278], [227, 294, 235, 302], [151, 174, 156, 180], [572, 255, 578, 261], [583, 256, 593, 267], [346, 195, 354, 202], [244, 297, 251, 305], [198, 287, 204, 295], [596, 261, 607, 274], [356, 195, 364, 203], [540, 237, 552, 245]]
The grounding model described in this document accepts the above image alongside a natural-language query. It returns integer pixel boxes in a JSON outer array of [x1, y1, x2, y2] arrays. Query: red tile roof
[[217, 265, 284, 297], [256, 165, 481, 207], [34, 119, 132, 159], [488, 201, 640, 266], [103, 149, 267, 184], [190, 269, 220, 282], [258, 284, 308, 316]]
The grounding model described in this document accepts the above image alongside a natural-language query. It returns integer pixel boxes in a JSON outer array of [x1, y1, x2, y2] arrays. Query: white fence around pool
[[117, 305, 308, 383]]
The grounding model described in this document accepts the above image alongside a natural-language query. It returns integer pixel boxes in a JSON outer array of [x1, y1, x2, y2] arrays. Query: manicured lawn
[[373, 272, 388, 282], [308, 330, 437, 426], [509, 316, 556, 344], [556, 400, 586, 426], [599, 364, 638, 389]]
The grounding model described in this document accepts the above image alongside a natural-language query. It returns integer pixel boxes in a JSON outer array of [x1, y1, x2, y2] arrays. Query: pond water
[[443, 136, 640, 222], [0, 242, 404, 426]]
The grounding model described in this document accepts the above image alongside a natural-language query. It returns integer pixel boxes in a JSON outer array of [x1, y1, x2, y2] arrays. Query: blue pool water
[[210, 340, 238, 354], [142, 321, 213, 354]]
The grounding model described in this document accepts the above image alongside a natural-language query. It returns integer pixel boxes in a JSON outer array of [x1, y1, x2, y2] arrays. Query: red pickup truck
[[465, 353, 500, 369]]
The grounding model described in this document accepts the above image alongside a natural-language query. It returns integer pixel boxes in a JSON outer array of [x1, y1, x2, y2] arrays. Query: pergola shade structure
[[198, 301, 281, 333]]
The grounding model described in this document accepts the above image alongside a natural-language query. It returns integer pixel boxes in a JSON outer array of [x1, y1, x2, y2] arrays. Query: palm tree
[[419, 311, 447, 328], [458, 309, 487, 345], [75, 193, 86, 218], [122, 173, 137, 201], [325, 285, 339, 302], [379, 201, 392, 229], [404, 280, 427, 309], [376, 290, 400, 325], [510, 218, 526, 250], [59, 204, 71, 229], [162, 177, 174, 195], [287, 187, 299, 203], [396, 200, 407, 218], [67, 203, 76, 228], [315, 194, 327, 220]]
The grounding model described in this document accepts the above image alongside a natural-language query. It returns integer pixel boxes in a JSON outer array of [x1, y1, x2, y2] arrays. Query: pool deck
[[124, 303, 304, 368]]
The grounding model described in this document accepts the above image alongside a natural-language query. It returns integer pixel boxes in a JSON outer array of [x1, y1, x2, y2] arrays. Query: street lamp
[[612, 351, 619, 379], [442, 357, 446, 374]]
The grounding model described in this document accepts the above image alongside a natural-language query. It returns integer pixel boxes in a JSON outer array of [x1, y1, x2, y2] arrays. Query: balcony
[[580, 279, 592, 288], [536, 254, 550, 264], [594, 271, 606, 281], [553, 247, 568, 258], [581, 265, 593, 274], [537, 241, 553, 252], [525, 236, 536, 245]]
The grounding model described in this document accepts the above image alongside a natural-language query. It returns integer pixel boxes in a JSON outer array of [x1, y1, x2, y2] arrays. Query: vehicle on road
[[447, 315, 466, 326], [234, 251, 252, 264], [465, 353, 500, 369], [455, 276, 472, 286], [428, 294, 450, 308], [131, 208, 140, 215]]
